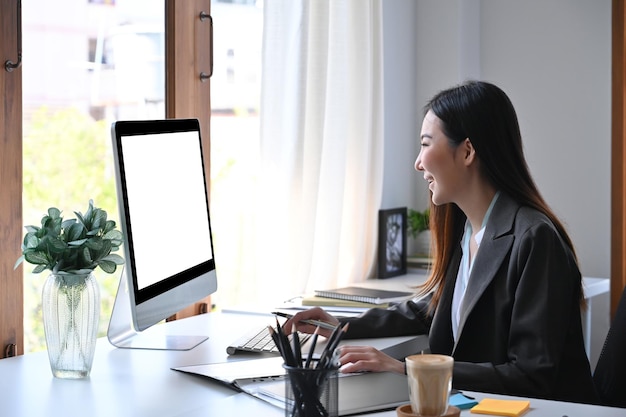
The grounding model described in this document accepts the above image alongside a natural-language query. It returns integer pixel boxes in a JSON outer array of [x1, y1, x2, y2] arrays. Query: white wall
[[383, 0, 611, 280], [480, 1, 611, 280], [381, 0, 611, 367], [380, 0, 419, 212]]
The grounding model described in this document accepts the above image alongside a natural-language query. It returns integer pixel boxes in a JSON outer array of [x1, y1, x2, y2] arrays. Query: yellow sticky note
[[470, 398, 530, 417]]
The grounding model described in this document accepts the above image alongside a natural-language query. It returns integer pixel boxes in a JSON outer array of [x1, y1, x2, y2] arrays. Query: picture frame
[[377, 207, 407, 279]]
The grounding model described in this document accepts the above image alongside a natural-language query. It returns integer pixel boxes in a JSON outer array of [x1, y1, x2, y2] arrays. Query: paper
[[173, 356, 286, 387], [470, 398, 530, 417], [449, 393, 478, 410]]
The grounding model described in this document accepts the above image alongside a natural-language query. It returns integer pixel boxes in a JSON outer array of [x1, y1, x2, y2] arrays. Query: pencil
[[271, 311, 337, 331], [292, 323, 302, 367], [275, 318, 297, 367], [267, 326, 283, 356], [304, 326, 320, 369], [317, 322, 349, 370]]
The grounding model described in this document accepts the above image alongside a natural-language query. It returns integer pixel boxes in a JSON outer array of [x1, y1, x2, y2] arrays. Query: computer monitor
[[107, 118, 217, 350]]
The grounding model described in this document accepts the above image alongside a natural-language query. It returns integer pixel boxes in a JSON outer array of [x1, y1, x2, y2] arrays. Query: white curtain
[[230, 0, 384, 306]]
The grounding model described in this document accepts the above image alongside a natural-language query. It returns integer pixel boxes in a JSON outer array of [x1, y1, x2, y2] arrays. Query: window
[[21, 0, 166, 352], [208, 0, 263, 310], [15, 0, 257, 353]]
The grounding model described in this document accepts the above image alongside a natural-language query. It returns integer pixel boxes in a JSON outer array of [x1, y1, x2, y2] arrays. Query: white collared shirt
[[451, 191, 500, 341]]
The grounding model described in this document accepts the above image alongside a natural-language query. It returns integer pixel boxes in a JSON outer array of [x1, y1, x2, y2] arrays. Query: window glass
[[208, 1, 263, 309], [22, 0, 164, 352], [22, 0, 263, 352]]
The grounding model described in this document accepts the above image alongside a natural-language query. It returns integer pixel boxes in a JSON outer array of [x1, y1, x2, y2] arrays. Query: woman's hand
[[282, 307, 340, 338], [282, 308, 404, 374], [338, 345, 405, 374]]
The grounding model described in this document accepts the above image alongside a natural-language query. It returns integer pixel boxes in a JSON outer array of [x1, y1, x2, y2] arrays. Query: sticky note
[[470, 398, 530, 417], [449, 392, 478, 409]]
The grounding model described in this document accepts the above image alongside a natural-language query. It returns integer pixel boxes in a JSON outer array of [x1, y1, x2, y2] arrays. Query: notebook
[[173, 334, 428, 416], [300, 294, 389, 308], [314, 286, 413, 305], [256, 369, 410, 415]]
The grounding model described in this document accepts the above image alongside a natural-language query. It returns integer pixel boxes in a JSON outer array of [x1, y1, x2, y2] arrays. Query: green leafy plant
[[15, 200, 125, 276], [407, 208, 430, 239]]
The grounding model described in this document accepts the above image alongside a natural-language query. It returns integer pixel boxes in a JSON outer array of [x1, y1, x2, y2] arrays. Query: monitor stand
[[107, 269, 208, 351]]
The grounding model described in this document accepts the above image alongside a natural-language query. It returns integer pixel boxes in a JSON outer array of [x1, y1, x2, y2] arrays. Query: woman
[[286, 81, 597, 404]]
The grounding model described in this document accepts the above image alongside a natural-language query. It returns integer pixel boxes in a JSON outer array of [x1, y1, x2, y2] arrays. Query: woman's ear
[[463, 138, 476, 166]]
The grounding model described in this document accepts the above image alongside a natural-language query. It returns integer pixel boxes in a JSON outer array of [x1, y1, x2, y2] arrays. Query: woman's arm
[[340, 295, 434, 339], [284, 295, 434, 374], [285, 294, 433, 339]]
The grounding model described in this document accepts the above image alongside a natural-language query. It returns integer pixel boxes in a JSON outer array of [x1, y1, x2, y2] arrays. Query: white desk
[[0, 310, 623, 416]]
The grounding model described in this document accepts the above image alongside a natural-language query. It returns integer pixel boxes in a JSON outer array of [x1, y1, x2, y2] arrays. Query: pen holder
[[283, 363, 338, 417]]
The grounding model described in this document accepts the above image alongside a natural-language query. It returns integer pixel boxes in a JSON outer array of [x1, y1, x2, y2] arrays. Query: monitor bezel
[[109, 118, 217, 339]]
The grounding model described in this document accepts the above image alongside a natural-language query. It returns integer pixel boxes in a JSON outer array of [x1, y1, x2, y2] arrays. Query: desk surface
[[0, 276, 619, 417]]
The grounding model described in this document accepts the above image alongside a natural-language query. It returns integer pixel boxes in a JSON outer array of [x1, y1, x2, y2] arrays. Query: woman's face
[[415, 111, 468, 206]]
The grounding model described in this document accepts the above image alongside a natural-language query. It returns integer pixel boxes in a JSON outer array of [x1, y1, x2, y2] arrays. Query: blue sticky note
[[449, 392, 479, 409]]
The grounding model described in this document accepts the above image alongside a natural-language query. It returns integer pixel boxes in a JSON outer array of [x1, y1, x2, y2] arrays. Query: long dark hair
[[418, 80, 584, 309]]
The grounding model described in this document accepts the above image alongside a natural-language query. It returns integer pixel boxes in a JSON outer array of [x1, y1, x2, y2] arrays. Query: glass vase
[[42, 271, 100, 379]]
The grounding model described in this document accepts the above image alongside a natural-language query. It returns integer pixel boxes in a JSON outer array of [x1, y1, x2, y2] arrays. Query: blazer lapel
[[430, 249, 461, 353], [452, 194, 518, 353]]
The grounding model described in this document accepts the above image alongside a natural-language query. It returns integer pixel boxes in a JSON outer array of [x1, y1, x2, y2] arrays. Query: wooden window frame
[[0, 0, 24, 358], [164, 0, 213, 320]]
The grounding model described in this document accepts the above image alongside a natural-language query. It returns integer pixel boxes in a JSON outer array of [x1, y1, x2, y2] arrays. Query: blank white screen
[[121, 130, 213, 291]]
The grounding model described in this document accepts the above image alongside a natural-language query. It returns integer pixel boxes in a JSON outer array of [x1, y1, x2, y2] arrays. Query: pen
[[271, 311, 338, 331]]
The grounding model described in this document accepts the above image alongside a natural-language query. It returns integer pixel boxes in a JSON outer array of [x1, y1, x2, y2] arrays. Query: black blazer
[[343, 193, 597, 404]]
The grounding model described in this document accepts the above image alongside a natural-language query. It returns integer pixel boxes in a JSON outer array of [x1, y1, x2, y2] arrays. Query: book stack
[[302, 286, 414, 309], [301, 295, 387, 308], [407, 255, 433, 269]]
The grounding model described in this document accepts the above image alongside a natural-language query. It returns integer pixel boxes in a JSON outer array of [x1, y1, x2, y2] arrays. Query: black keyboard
[[226, 326, 311, 355]]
